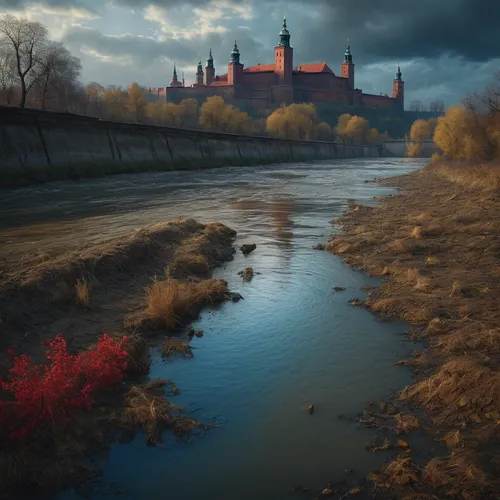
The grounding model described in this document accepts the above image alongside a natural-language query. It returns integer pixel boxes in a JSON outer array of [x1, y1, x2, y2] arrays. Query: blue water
[[0, 158, 428, 499]]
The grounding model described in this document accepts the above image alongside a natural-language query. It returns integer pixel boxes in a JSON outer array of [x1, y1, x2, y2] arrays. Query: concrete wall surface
[[381, 140, 438, 158], [0, 106, 382, 187]]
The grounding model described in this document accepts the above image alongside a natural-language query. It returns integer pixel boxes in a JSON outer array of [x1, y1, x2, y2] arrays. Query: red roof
[[295, 62, 334, 74], [209, 74, 229, 86], [210, 80, 230, 86], [244, 64, 275, 72]]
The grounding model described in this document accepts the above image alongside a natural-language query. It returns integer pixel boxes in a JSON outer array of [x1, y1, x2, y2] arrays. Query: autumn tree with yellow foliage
[[316, 122, 333, 141], [102, 86, 129, 121], [199, 96, 258, 134], [266, 103, 319, 140], [432, 72, 500, 161], [334, 113, 388, 145], [127, 82, 148, 122]]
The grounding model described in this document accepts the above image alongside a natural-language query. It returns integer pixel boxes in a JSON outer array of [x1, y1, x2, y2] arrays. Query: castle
[[148, 16, 405, 111]]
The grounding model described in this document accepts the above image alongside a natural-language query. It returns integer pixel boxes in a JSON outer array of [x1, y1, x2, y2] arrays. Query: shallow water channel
[[0, 158, 428, 499]]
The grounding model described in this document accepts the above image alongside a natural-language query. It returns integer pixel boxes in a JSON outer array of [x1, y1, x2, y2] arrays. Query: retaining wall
[[381, 140, 438, 158], [0, 106, 381, 188]]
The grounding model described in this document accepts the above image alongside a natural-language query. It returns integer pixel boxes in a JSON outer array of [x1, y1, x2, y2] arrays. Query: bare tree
[[410, 100, 424, 112], [0, 14, 49, 108], [31, 41, 81, 110], [60, 81, 86, 114], [478, 70, 500, 114], [429, 100, 445, 113], [84, 81, 105, 117], [0, 45, 17, 104]]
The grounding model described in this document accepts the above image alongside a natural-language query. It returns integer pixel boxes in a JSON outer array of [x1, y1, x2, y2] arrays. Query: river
[[0, 158, 427, 499]]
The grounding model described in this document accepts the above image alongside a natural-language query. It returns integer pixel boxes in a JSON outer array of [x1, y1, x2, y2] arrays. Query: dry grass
[[75, 279, 89, 306], [327, 160, 500, 497], [167, 253, 211, 278], [411, 226, 423, 239], [425, 256, 440, 266], [160, 338, 194, 358], [123, 335, 151, 375], [127, 277, 227, 331], [393, 413, 420, 434], [435, 161, 500, 192], [119, 380, 212, 445], [240, 267, 254, 282], [406, 141, 422, 158], [367, 457, 420, 489], [401, 357, 500, 426], [422, 451, 493, 499]]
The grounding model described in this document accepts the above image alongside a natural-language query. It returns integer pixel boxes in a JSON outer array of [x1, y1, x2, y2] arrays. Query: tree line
[[0, 14, 389, 144], [406, 72, 500, 161]]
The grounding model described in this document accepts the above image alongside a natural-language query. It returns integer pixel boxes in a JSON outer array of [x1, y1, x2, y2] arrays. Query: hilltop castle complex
[[148, 17, 405, 111]]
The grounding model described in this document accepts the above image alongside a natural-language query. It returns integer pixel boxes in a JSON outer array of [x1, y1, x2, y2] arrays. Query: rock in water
[[240, 243, 256, 255], [333, 286, 346, 292], [225, 292, 244, 302], [307, 404, 314, 415]]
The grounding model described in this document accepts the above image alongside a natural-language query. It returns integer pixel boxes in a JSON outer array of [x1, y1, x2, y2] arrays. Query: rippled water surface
[[0, 158, 428, 499]]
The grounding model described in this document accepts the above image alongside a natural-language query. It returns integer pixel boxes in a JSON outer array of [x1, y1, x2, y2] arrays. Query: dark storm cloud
[[285, 0, 500, 64], [63, 25, 198, 64], [3, 0, 498, 63], [0, 0, 245, 9], [3, 0, 498, 105]]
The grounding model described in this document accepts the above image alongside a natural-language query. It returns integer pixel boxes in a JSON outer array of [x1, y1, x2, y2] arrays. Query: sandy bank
[[327, 160, 500, 498]]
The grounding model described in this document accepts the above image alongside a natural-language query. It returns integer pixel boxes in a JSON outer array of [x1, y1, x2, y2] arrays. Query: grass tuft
[[75, 279, 90, 307], [128, 277, 227, 330], [160, 338, 194, 358]]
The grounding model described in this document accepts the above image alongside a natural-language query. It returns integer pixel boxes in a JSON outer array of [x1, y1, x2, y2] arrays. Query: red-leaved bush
[[0, 334, 128, 442]]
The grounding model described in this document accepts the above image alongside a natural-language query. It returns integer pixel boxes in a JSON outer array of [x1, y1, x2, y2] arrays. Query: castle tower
[[274, 14, 293, 86], [341, 39, 355, 90], [228, 40, 243, 86], [392, 63, 405, 109], [169, 63, 182, 87], [205, 48, 215, 86], [196, 60, 204, 86]]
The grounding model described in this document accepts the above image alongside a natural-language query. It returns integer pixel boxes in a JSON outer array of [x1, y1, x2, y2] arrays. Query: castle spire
[[207, 47, 214, 68], [230, 39, 240, 63], [344, 38, 352, 63], [169, 62, 181, 87], [279, 14, 291, 47], [396, 62, 402, 81]]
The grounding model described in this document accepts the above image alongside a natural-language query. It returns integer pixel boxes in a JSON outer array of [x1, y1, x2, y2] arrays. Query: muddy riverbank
[[327, 160, 500, 498]]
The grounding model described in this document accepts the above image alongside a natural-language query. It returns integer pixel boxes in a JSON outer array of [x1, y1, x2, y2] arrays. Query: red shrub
[[0, 334, 128, 442]]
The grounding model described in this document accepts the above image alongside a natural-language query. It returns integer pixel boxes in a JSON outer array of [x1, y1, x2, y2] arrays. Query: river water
[[0, 158, 427, 499]]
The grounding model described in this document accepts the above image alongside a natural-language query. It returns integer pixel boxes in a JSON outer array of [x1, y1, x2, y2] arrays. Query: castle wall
[[241, 72, 277, 86], [361, 93, 397, 109], [381, 140, 438, 157], [0, 106, 382, 188], [292, 73, 348, 91]]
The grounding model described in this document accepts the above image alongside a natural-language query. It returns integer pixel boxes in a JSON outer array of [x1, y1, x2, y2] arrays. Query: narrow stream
[[0, 158, 428, 499]]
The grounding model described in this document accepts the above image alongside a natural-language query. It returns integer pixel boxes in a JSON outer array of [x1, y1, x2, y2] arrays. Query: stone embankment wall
[[0, 106, 382, 188], [381, 140, 438, 158]]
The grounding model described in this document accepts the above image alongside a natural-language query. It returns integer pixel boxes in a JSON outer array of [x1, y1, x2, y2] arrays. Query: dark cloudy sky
[[3, 0, 499, 108]]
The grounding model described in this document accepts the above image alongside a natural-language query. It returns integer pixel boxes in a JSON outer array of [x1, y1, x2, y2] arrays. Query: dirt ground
[[326, 160, 500, 499], [0, 218, 236, 367]]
